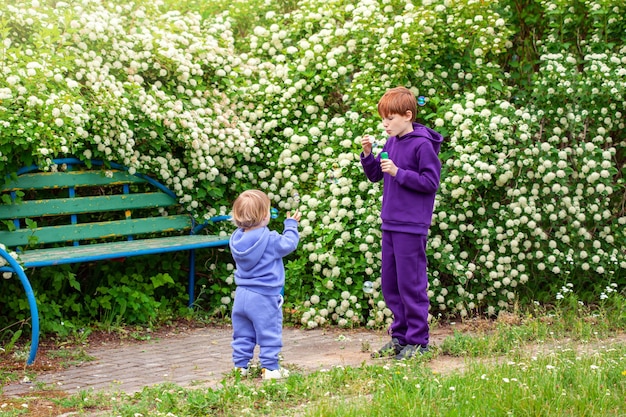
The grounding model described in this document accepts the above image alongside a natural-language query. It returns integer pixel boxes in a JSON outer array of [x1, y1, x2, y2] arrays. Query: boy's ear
[[404, 110, 413, 121]]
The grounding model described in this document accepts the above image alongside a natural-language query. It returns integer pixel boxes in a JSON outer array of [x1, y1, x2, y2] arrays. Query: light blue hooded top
[[229, 218, 300, 295]]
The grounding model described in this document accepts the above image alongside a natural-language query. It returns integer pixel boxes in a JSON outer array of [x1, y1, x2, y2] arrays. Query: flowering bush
[[0, 0, 624, 332]]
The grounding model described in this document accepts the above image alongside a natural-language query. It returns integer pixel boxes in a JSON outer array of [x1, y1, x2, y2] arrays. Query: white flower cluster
[[1, 0, 624, 326], [292, 276, 396, 329], [0, 244, 20, 279], [428, 2, 625, 316], [0, 2, 256, 219]]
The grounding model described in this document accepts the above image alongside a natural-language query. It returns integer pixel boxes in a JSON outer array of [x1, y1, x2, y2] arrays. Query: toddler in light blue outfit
[[229, 189, 301, 379]]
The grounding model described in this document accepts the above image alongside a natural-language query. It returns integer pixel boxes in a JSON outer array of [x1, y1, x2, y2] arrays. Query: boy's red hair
[[377, 87, 417, 121]]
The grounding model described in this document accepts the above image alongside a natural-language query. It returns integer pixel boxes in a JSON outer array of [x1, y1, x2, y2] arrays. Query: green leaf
[[151, 273, 175, 288]]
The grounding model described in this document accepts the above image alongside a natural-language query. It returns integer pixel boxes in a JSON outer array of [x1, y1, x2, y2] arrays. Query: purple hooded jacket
[[361, 122, 443, 235]]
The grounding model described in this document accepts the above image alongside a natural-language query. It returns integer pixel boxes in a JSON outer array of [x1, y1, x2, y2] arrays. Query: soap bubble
[[369, 136, 379, 151], [417, 96, 426, 106], [367, 135, 387, 156], [270, 207, 278, 219], [363, 281, 374, 294], [292, 191, 300, 204]]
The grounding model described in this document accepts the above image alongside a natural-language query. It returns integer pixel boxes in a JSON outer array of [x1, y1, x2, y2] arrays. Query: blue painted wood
[[2, 170, 144, 191], [0, 193, 176, 219], [19, 234, 230, 267], [0, 215, 194, 247]]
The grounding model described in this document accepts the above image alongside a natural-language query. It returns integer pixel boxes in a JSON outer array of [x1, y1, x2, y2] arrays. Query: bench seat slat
[[0, 215, 193, 247], [4, 170, 143, 191], [0, 193, 177, 219], [19, 234, 230, 267]]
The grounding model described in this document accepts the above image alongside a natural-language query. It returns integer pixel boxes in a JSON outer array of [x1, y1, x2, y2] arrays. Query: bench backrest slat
[[3, 170, 144, 191], [0, 215, 193, 247], [1, 159, 196, 251], [0, 193, 177, 219]]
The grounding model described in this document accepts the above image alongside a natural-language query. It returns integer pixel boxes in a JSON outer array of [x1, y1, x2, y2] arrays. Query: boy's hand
[[361, 135, 373, 157], [286, 209, 302, 222], [381, 158, 399, 177]]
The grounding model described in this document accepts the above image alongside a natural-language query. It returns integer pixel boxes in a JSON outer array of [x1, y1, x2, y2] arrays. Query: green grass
[[50, 342, 624, 417], [305, 347, 626, 417], [1, 301, 625, 416]]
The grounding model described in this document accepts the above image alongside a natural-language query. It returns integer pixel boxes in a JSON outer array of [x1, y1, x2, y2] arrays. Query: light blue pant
[[231, 287, 284, 370]]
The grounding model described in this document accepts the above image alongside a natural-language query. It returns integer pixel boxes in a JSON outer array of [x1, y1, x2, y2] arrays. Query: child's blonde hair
[[232, 189, 271, 229], [377, 86, 417, 122]]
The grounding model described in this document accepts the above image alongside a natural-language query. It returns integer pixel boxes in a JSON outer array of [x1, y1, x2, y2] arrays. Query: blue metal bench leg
[[0, 252, 40, 365], [188, 249, 196, 307]]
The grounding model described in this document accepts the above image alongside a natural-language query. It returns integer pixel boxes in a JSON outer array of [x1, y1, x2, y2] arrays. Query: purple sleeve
[[360, 152, 383, 182], [393, 143, 441, 193]]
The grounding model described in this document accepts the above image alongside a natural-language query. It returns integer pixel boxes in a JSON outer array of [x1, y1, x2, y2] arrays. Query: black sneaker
[[394, 344, 429, 360], [371, 337, 405, 358]]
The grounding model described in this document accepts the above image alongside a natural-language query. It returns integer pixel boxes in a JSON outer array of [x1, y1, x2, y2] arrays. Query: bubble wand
[[367, 135, 387, 157]]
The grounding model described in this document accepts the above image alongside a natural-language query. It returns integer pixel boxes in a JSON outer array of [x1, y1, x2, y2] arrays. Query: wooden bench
[[0, 158, 230, 365]]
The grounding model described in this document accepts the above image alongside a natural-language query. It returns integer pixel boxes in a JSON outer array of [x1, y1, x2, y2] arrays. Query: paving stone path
[[2, 326, 397, 397]]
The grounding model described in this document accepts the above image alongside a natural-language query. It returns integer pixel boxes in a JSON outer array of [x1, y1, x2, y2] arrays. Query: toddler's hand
[[287, 209, 302, 222]]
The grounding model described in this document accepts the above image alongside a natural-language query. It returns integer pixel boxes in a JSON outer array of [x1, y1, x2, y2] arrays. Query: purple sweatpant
[[381, 231, 430, 346], [231, 287, 284, 370]]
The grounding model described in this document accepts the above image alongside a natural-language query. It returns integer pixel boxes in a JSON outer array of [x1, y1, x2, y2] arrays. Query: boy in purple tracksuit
[[229, 189, 301, 379], [360, 87, 443, 360]]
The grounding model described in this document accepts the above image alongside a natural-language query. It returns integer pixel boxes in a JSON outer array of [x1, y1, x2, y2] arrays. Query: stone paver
[[1, 326, 392, 397]]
